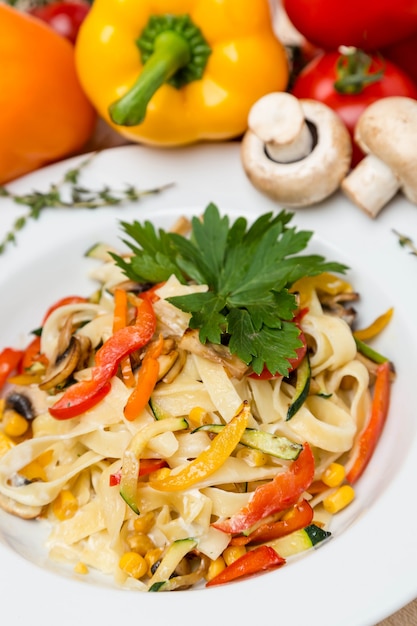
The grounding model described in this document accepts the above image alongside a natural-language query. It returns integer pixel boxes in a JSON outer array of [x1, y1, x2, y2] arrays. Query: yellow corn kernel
[[323, 485, 355, 514], [20, 460, 47, 482], [188, 406, 209, 427], [321, 463, 346, 488], [205, 556, 226, 582], [144, 547, 164, 577], [0, 431, 14, 457], [126, 533, 155, 556], [119, 551, 148, 579], [133, 511, 155, 534], [236, 447, 268, 467], [74, 562, 89, 575], [52, 489, 78, 520], [223, 545, 247, 566], [3, 410, 29, 437]]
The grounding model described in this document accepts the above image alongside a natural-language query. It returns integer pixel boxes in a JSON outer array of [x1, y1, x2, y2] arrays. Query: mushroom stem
[[247, 92, 314, 163], [341, 154, 400, 218]]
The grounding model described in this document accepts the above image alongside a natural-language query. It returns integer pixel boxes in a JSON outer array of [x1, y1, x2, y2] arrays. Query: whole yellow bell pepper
[[75, 0, 289, 146]]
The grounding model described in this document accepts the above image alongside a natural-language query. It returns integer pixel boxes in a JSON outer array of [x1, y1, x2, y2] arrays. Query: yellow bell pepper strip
[[346, 360, 391, 485], [48, 298, 156, 419], [0, 4, 95, 185], [205, 545, 285, 587], [0, 348, 24, 391], [353, 307, 394, 341], [149, 401, 249, 491], [230, 499, 314, 546], [124, 334, 164, 421], [75, 0, 289, 146], [212, 442, 315, 534]]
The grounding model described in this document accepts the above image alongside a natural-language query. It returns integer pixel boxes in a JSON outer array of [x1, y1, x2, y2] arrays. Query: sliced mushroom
[[160, 349, 187, 384], [5, 392, 35, 421], [178, 329, 249, 379], [241, 92, 352, 207], [319, 291, 360, 326], [39, 335, 83, 391], [0, 491, 43, 519]]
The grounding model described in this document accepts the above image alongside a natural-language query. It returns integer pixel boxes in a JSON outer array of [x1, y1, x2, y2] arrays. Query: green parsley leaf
[[114, 203, 348, 376]]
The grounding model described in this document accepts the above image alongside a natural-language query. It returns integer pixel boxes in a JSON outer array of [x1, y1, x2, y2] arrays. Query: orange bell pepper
[[0, 4, 96, 185]]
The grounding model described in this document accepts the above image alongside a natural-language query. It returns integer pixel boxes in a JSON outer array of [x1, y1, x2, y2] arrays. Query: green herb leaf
[[115, 204, 348, 375]]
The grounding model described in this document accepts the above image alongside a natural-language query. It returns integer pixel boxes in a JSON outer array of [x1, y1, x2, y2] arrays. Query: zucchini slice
[[148, 538, 197, 591], [267, 524, 331, 558], [286, 354, 311, 421], [193, 424, 302, 460]]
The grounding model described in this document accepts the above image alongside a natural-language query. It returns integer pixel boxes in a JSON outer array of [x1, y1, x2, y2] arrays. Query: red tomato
[[282, 0, 417, 51], [28, 1, 90, 44], [291, 50, 417, 166], [383, 33, 417, 86]]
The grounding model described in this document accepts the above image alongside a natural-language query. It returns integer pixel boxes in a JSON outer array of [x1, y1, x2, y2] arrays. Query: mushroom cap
[[241, 98, 352, 207], [354, 96, 417, 203]]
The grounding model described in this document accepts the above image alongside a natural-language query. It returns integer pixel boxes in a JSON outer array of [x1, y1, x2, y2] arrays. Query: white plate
[[0, 144, 416, 626]]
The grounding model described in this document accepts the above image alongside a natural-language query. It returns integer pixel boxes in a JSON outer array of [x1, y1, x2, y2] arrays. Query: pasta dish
[[0, 205, 393, 591]]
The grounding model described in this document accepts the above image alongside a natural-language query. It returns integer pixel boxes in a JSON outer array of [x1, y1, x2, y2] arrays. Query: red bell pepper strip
[[0, 347, 24, 390], [206, 545, 285, 587], [212, 443, 315, 534], [109, 458, 168, 486], [49, 298, 156, 419], [230, 498, 313, 546], [139, 282, 165, 304], [113, 288, 136, 388], [124, 334, 164, 421], [19, 336, 49, 372], [42, 295, 88, 324], [346, 360, 391, 484]]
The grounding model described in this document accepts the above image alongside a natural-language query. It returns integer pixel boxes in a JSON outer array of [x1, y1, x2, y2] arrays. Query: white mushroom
[[240, 92, 352, 207], [341, 96, 417, 218]]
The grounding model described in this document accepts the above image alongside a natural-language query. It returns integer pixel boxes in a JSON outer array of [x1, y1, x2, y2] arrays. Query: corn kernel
[[74, 562, 89, 575], [126, 533, 155, 556], [223, 545, 246, 566], [52, 489, 78, 520], [3, 410, 29, 437], [321, 463, 346, 488], [144, 547, 164, 577], [205, 556, 226, 582], [323, 484, 355, 514], [188, 406, 209, 427], [133, 511, 155, 534], [20, 460, 47, 482], [0, 431, 14, 457], [119, 551, 148, 579], [236, 447, 268, 467]]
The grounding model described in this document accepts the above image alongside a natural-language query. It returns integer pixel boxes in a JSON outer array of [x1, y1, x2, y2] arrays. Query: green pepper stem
[[109, 31, 191, 127]]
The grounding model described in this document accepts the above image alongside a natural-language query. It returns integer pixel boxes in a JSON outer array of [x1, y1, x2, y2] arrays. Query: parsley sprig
[[114, 203, 348, 376]]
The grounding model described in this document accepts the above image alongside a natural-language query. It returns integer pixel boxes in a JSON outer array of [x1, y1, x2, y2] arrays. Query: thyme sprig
[[0, 154, 173, 255], [392, 229, 417, 256]]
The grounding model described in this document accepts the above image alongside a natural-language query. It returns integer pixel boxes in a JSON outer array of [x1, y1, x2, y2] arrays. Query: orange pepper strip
[[123, 334, 164, 421], [113, 289, 136, 388], [353, 307, 394, 341], [206, 545, 285, 587], [346, 360, 391, 484]]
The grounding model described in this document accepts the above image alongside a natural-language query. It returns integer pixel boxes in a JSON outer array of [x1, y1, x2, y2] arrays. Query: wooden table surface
[[82, 118, 417, 626]]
